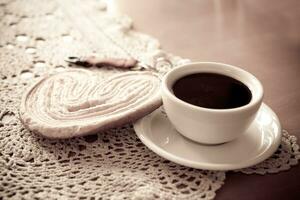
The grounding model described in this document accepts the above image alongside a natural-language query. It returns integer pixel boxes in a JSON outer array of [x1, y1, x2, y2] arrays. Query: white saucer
[[134, 103, 282, 170]]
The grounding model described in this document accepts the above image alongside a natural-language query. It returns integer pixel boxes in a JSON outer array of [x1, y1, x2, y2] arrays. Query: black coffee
[[172, 73, 252, 109]]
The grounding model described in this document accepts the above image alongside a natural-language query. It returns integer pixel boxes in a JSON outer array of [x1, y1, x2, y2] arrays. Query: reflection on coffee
[[172, 73, 252, 109]]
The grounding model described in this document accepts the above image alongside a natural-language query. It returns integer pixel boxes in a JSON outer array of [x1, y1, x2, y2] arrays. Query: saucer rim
[[133, 103, 282, 171]]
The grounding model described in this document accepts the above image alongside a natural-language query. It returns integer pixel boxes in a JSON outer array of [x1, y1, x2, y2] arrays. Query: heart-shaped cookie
[[19, 69, 162, 139]]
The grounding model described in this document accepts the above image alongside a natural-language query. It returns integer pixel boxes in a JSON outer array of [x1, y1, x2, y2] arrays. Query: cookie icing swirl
[[20, 69, 161, 138]]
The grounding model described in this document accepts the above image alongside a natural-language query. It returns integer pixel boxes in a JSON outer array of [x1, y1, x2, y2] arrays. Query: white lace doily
[[0, 0, 299, 199]]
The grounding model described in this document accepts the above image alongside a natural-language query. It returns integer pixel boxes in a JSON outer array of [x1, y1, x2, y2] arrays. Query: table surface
[[116, 0, 300, 199]]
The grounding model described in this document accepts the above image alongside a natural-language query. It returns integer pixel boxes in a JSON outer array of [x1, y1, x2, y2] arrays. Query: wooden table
[[117, 0, 300, 199]]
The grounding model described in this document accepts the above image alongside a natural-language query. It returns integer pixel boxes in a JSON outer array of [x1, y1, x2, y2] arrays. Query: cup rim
[[162, 62, 264, 113]]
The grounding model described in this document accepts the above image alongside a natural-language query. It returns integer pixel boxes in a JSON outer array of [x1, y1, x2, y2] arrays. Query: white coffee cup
[[161, 62, 263, 144]]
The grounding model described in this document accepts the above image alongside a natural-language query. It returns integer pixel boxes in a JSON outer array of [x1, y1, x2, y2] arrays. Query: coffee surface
[[172, 73, 252, 109]]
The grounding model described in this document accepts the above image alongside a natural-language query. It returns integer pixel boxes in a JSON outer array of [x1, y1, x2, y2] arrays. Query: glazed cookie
[[19, 69, 162, 139]]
